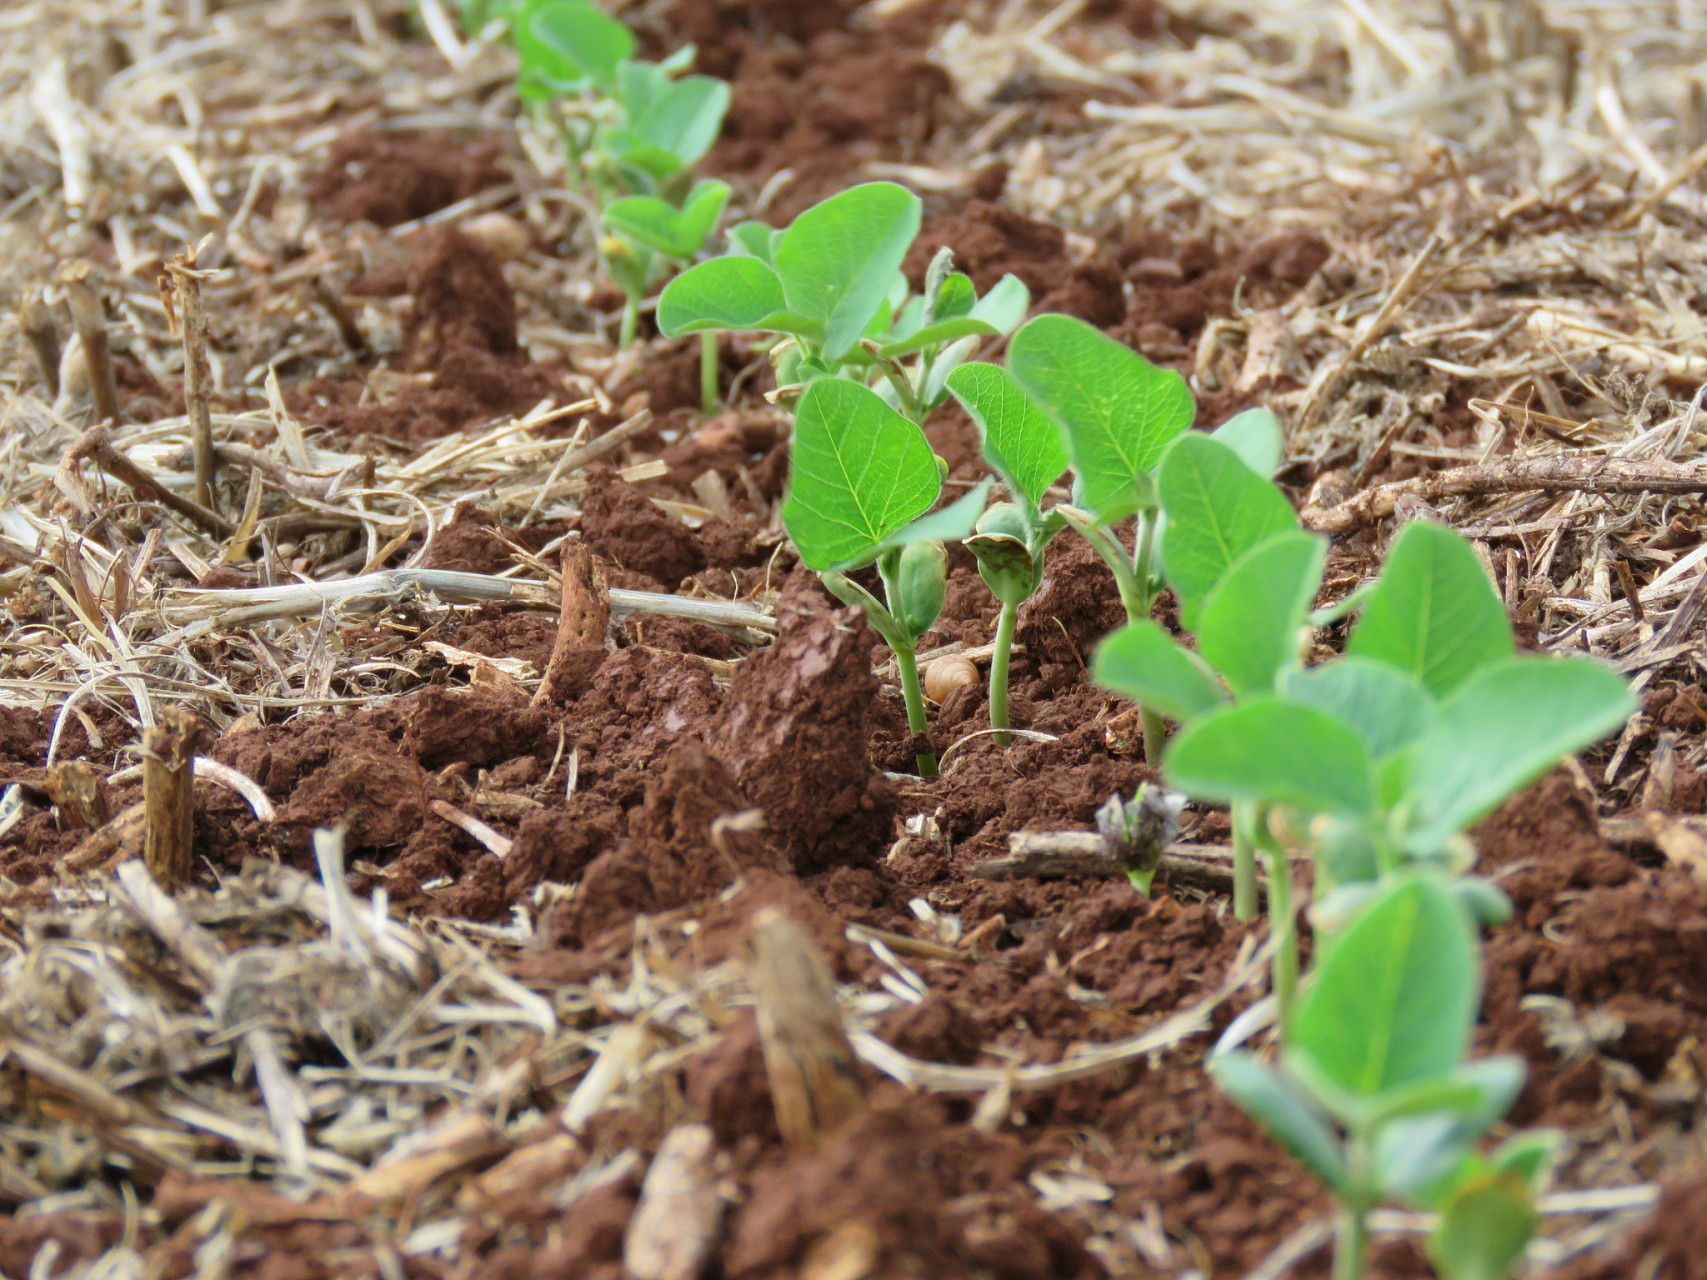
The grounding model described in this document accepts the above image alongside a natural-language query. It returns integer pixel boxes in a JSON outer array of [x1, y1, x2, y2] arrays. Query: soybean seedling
[[511, 0, 731, 354], [944, 362, 1071, 744], [1212, 873, 1558, 1280], [781, 377, 991, 777], [1099, 515, 1634, 1003], [657, 183, 1029, 423]]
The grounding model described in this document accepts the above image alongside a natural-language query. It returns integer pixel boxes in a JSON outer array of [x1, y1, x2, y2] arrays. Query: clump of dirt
[[422, 504, 566, 575], [308, 130, 506, 228], [452, 605, 561, 672], [716, 573, 897, 874], [665, 0, 864, 75], [293, 227, 562, 442], [725, 1091, 1104, 1280], [658, 408, 786, 495], [705, 28, 954, 220], [1018, 530, 1128, 670], [580, 464, 707, 589], [1551, 1167, 1707, 1279]]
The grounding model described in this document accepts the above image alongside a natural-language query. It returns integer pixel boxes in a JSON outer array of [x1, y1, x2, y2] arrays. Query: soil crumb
[[309, 129, 506, 227]]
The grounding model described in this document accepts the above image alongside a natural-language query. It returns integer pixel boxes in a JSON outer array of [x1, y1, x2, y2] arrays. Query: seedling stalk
[[1230, 799, 1260, 924], [879, 557, 939, 777], [990, 599, 1018, 746], [1247, 806, 1297, 1016], [619, 295, 640, 350], [700, 331, 718, 414]]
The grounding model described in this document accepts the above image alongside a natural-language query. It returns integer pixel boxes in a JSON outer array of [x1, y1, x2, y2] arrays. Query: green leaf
[[781, 379, 940, 572], [657, 257, 805, 338], [889, 541, 948, 640], [1093, 620, 1228, 724], [624, 75, 729, 172], [521, 0, 634, 94], [775, 183, 922, 363], [933, 272, 977, 320], [1196, 531, 1326, 696], [1489, 1132, 1560, 1188], [1279, 658, 1435, 761], [1165, 697, 1376, 816], [969, 274, 1031, 334], [728, 219, 777, 263], [876, 316, 1000, 360], [601, 180, 729, 261], [876, 478, 994, 556], [1290, 876, 1478, 1098], [1210, 1053, 1350, 1193], [1428, 1174, 1540, 1280], [1157, 432, 1299, 630], [1403, 656, 1635, 850], [1009, 314, 1194, 521], [1348, 521, 1514, 698], [947, 363, 1070, 511], [1211, 407, 1285, 477]]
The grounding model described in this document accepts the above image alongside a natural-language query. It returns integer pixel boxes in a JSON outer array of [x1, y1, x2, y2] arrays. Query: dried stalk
[[162, 245, 218, 513], [142, 706, 201, 890], [748, 909, 865, 1151], [1303, 455, 1707, 537], [65, 425, 235, 538], [59, 263, 119, 424], [971, 834, 1301, 900], [17, 287, 60, 399], [534, 541, 611, 706], [623, 1124, 722, 1280]]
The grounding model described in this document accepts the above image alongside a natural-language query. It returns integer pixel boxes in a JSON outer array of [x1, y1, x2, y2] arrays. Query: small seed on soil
[[461, 212, 531, 261], [923, 654, 980, 703]]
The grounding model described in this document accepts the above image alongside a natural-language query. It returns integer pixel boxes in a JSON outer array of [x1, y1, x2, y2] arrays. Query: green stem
[[1132, 508, 1159, 595], [619, 295, 640, 350], [1231, 799, 1260, 924], [700, 331, 719, 414], [990, 599, 1018, 746], [1140, 706, 1167, 766], [894, 642, 938, 777], [1333, 1205, 1369, 1280], [1255, 808, 1297, 1023]]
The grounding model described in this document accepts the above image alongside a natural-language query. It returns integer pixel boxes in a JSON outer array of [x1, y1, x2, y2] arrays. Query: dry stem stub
[[142, 706, 202, 890]]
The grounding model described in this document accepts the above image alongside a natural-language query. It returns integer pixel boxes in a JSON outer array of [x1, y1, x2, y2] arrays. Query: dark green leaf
[[1164, 697, 1376, 816], [876, 478, 994, 555], [1279, 658, 1435, 760], [1092, 620, 1228, 724], [947, 363, 1070, 511], [1196, 531, 1326, 696], [657, 257, 809, 338], [1403, 656, 1635, 850], [1009, 314, 1194, 520], [1157, 432, 1298, 629], [781, 379, 940, 572], [876, 316, 1000, 360], [1348, 520, 1514, 698]]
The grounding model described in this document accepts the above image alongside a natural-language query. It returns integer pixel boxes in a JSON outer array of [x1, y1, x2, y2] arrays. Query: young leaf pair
[[781, 377, 991, 777], [509, 0, 732, 356], [658, 183, 1030, 424], [1213, 874, 1557, 1280]]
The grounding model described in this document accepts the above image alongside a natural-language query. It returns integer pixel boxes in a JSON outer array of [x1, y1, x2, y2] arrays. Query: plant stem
[[619, 295, 640, 350], [990, 599, 1018, 746], [700, 331, 719, 414], [1333, 1206, 1369, 1280], [894, 642, 938, 777], [1254, 808, 1297, 1021], [1231, 800, 1260, 923], [1140, 707, 1167, 765], [1132, 508, 1158, 594]]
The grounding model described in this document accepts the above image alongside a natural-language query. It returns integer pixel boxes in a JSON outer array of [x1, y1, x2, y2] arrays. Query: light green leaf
[[1211, 1053, 1349, 1194], [1196, 531, 1326, 696], [1290, 876, 1478, 1097], [728, 219, 777, 263], [1428, 1174, 1540, 1280], [969, 274, 1031, 334], [521, 0, 634, 94], [875, 479, 994, 556], [657, 257, 808, 338], [1164, 697, 1376, 817], [625, 75, 728, 171], [1093, 620, 1228, 724], [933, 272, 977, 320], [876, 316, 1000, 360], [1348, 521, 1514, 698], [781, 379, 940, 572], [947, 363, 1069, 510], [775, 183, 922, 363], [1279, 658, 1435, 761], [1009, 314, 1194, 520], [1403, 657, 1635, 850], [601, 180, 730, 261], [1211, 407, 1285, 477], [1157, 432, 1298, 630]]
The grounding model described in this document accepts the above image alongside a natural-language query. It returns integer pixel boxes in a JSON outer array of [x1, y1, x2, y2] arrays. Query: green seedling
[[601, 178, 731, 381], [657, 184, 1028, 422], [781, 377, 991, 777], [1005, 313, 1199, 761], [945, 362, 1070, 744], [1100, 514, 1634, 1001], [1213, 874, 1558, 1280]]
